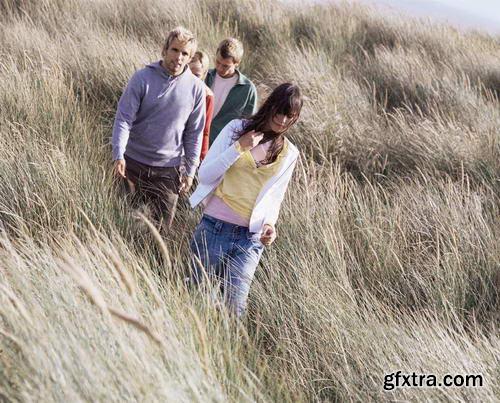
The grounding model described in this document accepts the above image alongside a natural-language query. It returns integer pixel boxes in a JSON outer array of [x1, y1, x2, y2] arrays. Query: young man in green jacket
[[205, 38, 257, 145]]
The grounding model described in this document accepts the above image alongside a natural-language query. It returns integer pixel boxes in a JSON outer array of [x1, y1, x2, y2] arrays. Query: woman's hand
[[238, 130, 264, 152], [260, 224, 277, 246]]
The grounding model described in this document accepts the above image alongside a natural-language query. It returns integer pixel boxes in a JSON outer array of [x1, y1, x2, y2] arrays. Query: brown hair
[[216, 38, 244, 64], [236, 83, 303, 165]]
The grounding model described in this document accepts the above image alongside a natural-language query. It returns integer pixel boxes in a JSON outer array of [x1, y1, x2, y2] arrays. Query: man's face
[[215, 54, 239, 78], [163, 38, 194, 76]]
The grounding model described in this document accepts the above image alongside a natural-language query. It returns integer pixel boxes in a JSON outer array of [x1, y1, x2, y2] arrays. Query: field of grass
[[0, 0, 499, 401]]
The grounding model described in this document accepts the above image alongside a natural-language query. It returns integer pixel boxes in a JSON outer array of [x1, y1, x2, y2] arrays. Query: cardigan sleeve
[[264, 154, 299, 227], [197, 119, 244, 185]]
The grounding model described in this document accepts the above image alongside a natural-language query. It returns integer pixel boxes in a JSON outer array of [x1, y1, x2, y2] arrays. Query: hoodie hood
[[146, 60, 189, 98], [146, 60, 171, 80]]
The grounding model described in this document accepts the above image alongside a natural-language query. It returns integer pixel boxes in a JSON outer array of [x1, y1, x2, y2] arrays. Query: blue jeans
[[190, 215, 264, 317]]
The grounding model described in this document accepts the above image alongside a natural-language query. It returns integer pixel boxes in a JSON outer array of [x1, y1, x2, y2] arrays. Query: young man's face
[[215, 54, 239, 78], [163, 38, 194, 76]]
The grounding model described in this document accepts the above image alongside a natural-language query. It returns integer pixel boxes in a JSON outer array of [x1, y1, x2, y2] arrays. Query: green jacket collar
[[206, 69, 251, 87]]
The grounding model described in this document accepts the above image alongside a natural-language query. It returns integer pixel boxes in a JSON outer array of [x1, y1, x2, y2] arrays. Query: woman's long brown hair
[[234, 83, 303, 165]]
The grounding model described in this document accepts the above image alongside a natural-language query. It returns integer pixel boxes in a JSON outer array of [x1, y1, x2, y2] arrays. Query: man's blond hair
[[216, 38, 244, 64], [163, 26, 197, 57]]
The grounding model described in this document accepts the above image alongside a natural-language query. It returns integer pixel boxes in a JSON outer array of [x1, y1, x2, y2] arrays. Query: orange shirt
[[200, 86, 214, 161]]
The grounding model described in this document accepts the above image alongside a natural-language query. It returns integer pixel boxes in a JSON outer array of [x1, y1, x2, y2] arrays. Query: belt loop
[[214, 220, 223, 233]]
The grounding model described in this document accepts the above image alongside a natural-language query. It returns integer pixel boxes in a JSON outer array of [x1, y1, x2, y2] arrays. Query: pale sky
[[293, 0, 500, 35], [365, 0, 500, 34], [437, 0, 499, 17]]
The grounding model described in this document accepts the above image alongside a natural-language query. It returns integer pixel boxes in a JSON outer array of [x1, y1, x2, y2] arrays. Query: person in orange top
[[189, 51, 214, 161]]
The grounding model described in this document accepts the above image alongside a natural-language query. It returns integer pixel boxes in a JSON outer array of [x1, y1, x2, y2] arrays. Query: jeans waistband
[[202, 214, 253, 236]]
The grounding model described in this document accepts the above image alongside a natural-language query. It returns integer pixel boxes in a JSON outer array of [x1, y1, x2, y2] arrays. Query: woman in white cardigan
[[189, 83, 303, 317]]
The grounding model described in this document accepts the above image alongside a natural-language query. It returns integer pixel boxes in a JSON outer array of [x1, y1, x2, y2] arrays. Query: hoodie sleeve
[[182, 84, 206, 177], [111, 71, 144, 161]]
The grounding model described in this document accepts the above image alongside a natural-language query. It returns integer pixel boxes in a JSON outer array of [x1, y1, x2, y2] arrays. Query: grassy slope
[[0, 0, 499, 401]]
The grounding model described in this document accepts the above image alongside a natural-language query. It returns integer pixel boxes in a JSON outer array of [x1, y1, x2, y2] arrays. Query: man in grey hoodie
[[112, 26, 206, 229]]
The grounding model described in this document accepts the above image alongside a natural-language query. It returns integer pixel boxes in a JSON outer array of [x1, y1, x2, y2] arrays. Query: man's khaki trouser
[[124, 155, 180, 230]]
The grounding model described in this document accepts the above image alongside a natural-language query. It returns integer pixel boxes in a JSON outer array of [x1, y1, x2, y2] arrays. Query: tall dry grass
[[0, 0, 499, 401]]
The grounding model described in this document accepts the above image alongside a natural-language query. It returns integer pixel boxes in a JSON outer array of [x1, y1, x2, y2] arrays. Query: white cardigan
[[189, 119, 299, 234]]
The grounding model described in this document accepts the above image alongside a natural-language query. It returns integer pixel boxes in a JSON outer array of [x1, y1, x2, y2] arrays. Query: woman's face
[[189, 59, 205, 79], [268, 113, 295, 134]]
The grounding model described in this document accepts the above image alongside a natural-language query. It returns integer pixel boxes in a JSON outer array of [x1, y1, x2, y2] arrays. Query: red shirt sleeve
[[200, 94, 214, 161]]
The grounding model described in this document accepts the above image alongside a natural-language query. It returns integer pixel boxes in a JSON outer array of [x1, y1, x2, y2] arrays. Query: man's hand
[[260, 224, 277, 246], [179, 175, 194, 197], [114, 159, 126, 178], [238, 130, 264, 152]]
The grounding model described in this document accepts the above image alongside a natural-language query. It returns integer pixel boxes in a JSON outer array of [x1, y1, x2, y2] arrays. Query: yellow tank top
[[214, 140, 289, 220]]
